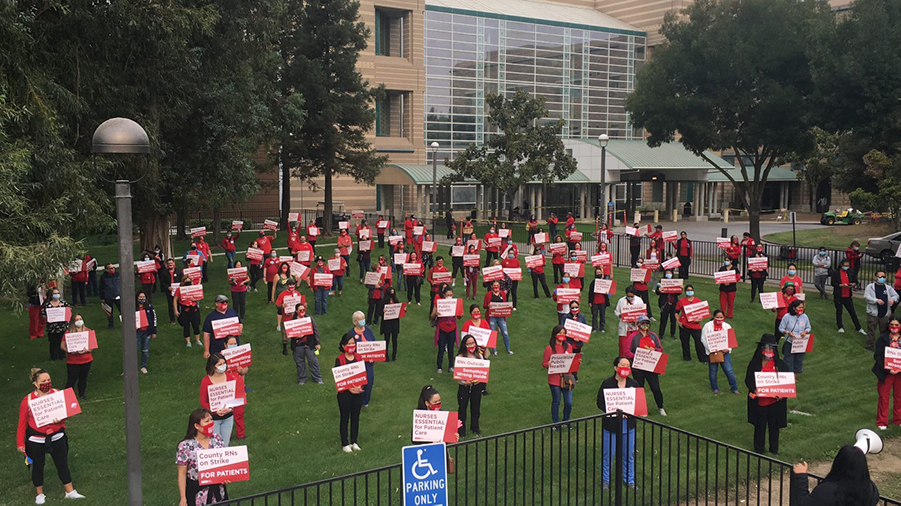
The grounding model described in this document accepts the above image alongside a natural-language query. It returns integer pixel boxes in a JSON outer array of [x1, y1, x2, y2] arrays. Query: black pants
[[65, 362, 92, 398], [104, 298, 121, 328], [367, 298, 383, 325], [86, 271, 97, 296], [249, 264, 263, 290], [636, 289, 652, 318], [201, 262, 209, 282], [753, 410, 781, 453], [509, 281, 518, 308], [658, 304, 677, 338], [70, 281, 86, 306], [179, 305, 201, 338], [485, 251, 498, 266], [835, 296, 862, 330], [48, 331, 65, 361], [384, 330, 399, 361], [232, 291, 247, 320], [750, 277, 766, 302], [457, 383, 485, 436], [680, 327, 706, 362], [591, 302, 607, 331], [532, 272, 551, 298], [406, 278, 421, 303], [452, 260, 463, 280], [337, 391, 363, 446], [378, 233, 385, 249], [630, 245, 640, 266], [267, 281, 275, 302], [633, 370, 664, 409], [553, 264, 563, 284], [25, 433, 71, 487], [141, 283, 155, 303], [446, 226, 454, 239], [437, 329, 456, 370], [677, 256, 691, 279], [165, 290, 176, 323]]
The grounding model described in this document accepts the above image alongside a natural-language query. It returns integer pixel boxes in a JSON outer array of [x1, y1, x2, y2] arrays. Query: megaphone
[[854, 429, 883, 455]]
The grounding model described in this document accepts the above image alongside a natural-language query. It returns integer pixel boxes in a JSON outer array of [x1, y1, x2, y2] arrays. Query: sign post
[[402, 442, 448, 506]]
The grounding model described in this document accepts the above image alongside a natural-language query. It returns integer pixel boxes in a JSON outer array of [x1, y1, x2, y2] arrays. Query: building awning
[[577, 139, 733, 171], [376, 164, 592, 186], [706, 165, 799, 182]]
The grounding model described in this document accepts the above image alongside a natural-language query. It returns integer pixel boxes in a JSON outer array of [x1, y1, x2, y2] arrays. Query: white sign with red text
[[64, 331, 98, 353], [263, 219, 278, 231], [592, 253, 612, 267], [620, 302, 647, 322], [412, 410, 459, 443], [791, 334, 815, 354], [547, 353, 581, 374], [715, 270, 739, 284], [503, 268, 522, 281], [525, 255, 545, 268], [564, 319, 592, 343], [211, 317, 242, 338], [661, 257, 682, 270], [759, 292, 786, 310], [749, 257, 769, 270], [555, 288, 581, 304], [467, 326, 497, 348], [208, 380, 244, 411], [705, 329, 738, 352], [662, 230, 678, 243], [453, 357, 490, 383], [29, 388, 81, 428], [593, 279, 617, 295], [684, 301, 710, 322], [632, 348, 668, 375], [604, 388, 648, 416], [482, 265, 504, 282], [658, 279, 683, 294], [190, 227, 207, 238], [221, 343, 253, 368], [197, 445, 250, 486], [383, 302, 407, 320], [356, 341, 387, 362], [45, 306, 72, 323], [755, 372, 797, 398], [136, 260, 158, 273], [436, 298, 463, 317], [332, 361, 368, 392], [487, 302, 513, 318], [283, 317, 313, 338], [533, 232, 547, 244], [630, 268, 651, 283], [885, 347, 901, 371]]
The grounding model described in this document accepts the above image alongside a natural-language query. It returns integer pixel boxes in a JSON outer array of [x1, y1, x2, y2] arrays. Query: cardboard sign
[[393, 253, 408, 266], [281, 294, 304, 314], [482, 265, 504, 282], [632, 348, 668, 375], [884, 347, 901, 371], [563, 319, 592, 343], [759, 292, 786, 310], [715, 270, 739, 284], [658, 279, 683, 294], [592, 253, 612, 267], [338, 221, 349, 230], [190, 227, 207, 237], [328, 258, 342, 272], [135, 309, 149, 329], [181, 266, 201, 283], [389, 235, 403, 245], [295, 250, 311, 264], [463, 254, 480, 267], [716, 237, 731, 249], [178, 284, 204, 301], [290, 262, 309, 279], [231, 220, 244, 231], [755, 372, 797, 398], [136, 260, 158, 273], [451, 245, 464, 257], [364, 271, 383, 286], [683, 300, 710, 322], [45, 306, 72, 323], [604, 388, 648, 416], [503, 267, 522, 281], [564, 263, 584, 278], [197, 445, 250, 486], [246, 247, 263, 261], [486, 237, 502, 249], [498, 229, 511, 238], [64, 331, 98, 353], [662, 230, 678, 243], [211, 317, 242, 338], [352, 210, 365, 219], [413, 226, 424, 236], [436, 298, 463, 317], [288, 212, 299, 223], [555, 288, 581, 304], [549, 243, 568, 255], [29, 388, 81, 428], [661, 257, 681, 270], [790, 334, 815, 354], [547, 353, 581, 374], [357, 239, 372, 252], [403, 263, 424, 276], [221, 343, 253, 368], [453, 357, 491, 383], [630, 268, 651, 283], [208, 380, 244, 412], [487, 302, 513, 318], [794, 293, 807, 302], [227, 267, 248, 283], [705, 328, 738, 352], [377, 220, 389, 229], [333, 361, 368, 392], [620, 302, 647, 323], [412, 410, 459, 443], [431, 271, 452, 284], [569, 231, 583, 242], [283, 317, 313, 338], [263, 219, 279, 231], [643, 258, 660, 270], [278, 255, 294, 265], [533, 232, 547, 244], [421, 241, 436, 253], [594, 279, 617, 295], [467, 239, 482, 251], [748, 257, 769, 270], [625, 226, 639, 236], [383, 302, 407, 320], [312, 273, 333, 287], [525, 255, 545, 268], [356, 341, 387, 362], [308, 226, 319, 237], [467, 326, 497, 348]]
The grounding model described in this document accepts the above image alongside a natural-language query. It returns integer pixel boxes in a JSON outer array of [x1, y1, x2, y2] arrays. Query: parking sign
[[402, 442, 448, 506]]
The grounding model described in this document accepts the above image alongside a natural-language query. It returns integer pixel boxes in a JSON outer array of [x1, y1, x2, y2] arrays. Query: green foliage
[[444, 91, 577, 215], [626, 0, 830, 240], [788, 127, 840, 210], [849, 150, 901, 230]]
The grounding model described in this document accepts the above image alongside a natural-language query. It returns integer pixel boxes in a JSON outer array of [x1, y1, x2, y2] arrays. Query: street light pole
[[92, 118, 149, 506], [598, 133, 609, 225]]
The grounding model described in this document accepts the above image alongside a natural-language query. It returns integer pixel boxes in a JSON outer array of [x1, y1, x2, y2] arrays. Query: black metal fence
[[218, 412, 900, 506]]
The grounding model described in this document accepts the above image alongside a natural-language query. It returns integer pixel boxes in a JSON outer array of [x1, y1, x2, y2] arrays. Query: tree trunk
[[212, 207, 221, 244], [141, 215, 172, 260], [280, 147, 291, 231], [323, 169, 333, 236], [175, 208, 187, 240], [808, 179, 817, 213]]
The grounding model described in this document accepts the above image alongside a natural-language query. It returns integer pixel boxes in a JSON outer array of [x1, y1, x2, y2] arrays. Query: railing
[[218, 412, 900, 505]]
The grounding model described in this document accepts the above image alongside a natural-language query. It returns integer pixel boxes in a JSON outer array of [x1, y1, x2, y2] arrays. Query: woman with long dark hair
[[336, 334, 364, 453], [745, 334, 788, 455], [543, 325, 575, 426], [455, 334, 486, 437], [176, 408, 228, 506], [791, 445, 879, 505]]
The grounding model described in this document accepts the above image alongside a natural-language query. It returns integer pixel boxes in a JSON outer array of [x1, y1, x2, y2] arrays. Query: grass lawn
[[2, 239, 899, 505], [763, 222, 897, 250]]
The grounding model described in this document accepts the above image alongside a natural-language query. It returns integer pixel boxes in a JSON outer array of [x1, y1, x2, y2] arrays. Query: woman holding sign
[[745, 334, 788, 455], [484, 281, 512, 355], [779, 300, 811, 374], [676, 285, 706, 363], [873, 318, 901, 429], [345, 312, 376, 407], [718, 257, 738, 318], [675, 231, 692, 280], [700, 310, 740, 395], [17, 368, 86, 503], [336, 335, 365, 452], [551, 235, 566, 284], [41, 288, 70, 361], [380, 288, 401, 361], [464, 244, 481, 299], [626, 316, 666, 416], [61, 315, 95, 398], [135, 293, 157, 374], [748, 244, 768, 303], [455, 334, 487, 437], [596, 356, 640, 488], [543, 326, 575, 426], [655, 270, 679, 340], [174, 278, 202, 348], [229, 261, 249, 320], [199, 354, 243, 447], [405, 251, 424, 305], [176, 408, 228, 506]]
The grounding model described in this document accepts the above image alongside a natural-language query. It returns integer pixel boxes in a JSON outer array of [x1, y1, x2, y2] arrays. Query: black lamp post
[[598, 133, 609, 224]]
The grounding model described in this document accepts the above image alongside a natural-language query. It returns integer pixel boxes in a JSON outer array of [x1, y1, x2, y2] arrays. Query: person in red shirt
[[748, 244, 768, 303], [431, 285, 461, 374], [831, 259, 864, 335], [404, 251, 424, 305], [367, 265, 386, 325], [256, 230, 275, 257], [330, 247, 348, 296], [501, 250, 521, 309], [295, 235, 314, 268], [311, 256, 332, 315], [483, 280, 511, 355], [275, 277, 306, 339], [873, 318, 901, 430], [286, 227, 299, 255], [564, 222, 579, 251], [376, 215, 388, 249], [68, 257, 88, 307], [199, 354, 245, 447], [306, 220, 319, 252], [553, 275, 578, 326], [17, 368, 86, 504], [740, 232, 755, 281], [61, 314, 95, 398], [773, 283, 799, 337], [543, 325, 574, 425], [337, 229, 353, 267], [263, 252, 281, 303], [404, 215, 415, 244], [220, 230, 239, 268], [596, 241, 613, 278], [676, 285, 705, 362], [484, 226, 500, 266], [846, 240, 862, 276], [745, 334, 788, 454], [526, 215, 539, 244], [411, 222, 424, 257], [675, 231, 693, 280], [528, 248, 552, 298], [551, 234, 566, 284], [461, 303, 491, 351], [655, 269, 680, 339], [547, 213, 559, 238], [500, 237, 518, 259], [194, 236, 213, 282], [174, 277, 202, 347], [588, 267, 609, 332], [565, 212, 575, 230], [724, 235, 742, 266], [464, 244, 481, 299], [780, 263, 804, 293], [633, 258, 653, 319], [428, 256, 450, 307], [137, 251, 159, 303], [719, 257, 738, 318]]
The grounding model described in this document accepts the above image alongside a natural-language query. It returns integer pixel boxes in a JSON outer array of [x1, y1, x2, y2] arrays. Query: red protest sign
[[64, 331, 98, 353], [183, 267, 203, 284], [662, 230, 678, 243], [436, 298, 464, 317], [755, 372, 797, 398], [705, 329, 738, 352], [714, 270, 739, 284], [555, 288, 581, 304], [482, 265, 504, 282], [412, 410, 459, 443], [135, 310, 149, 329], [453, 357, 491, 383], [525, 255, 545, 268], [383, 302, 407, 320], [328, 258, 342, 272], [356, 341, 387, 362], [359, 240, 372, 252], [179, 284, 204, 301], [263, 219, 279, 231], [221, 343, 253, 368], [661, 257, 681, 270], [29, 388, 82, 427], [716, 237, 731, 249], [592, 253, 612, 267], [463, 254, 480, 267], [790, 334, 814, 354], [658, 279, 683, 294], [630, 268, 651, 283], [211, 317, 242, 338], [749, 257, 769, 271], [684, 300, 710, 322], [604, 388, 648, 416], [421, 241, 437, 253], [563, 319, 592, 342], [593, 279, 617, 295], [532, 232, 547, 244], [283, 317, 313, 338], [549, 243, 568, 256], [332, 361, 368, 392], [570, 231, 583, 242], [759, 292, 786, 310], [547, 353, 582, 374], [197, 445, 250, 486], [467, 326, 497, 348], [313, 273, 333, 287], [190, 227, 207, 238], [487, 302, 513, 318], [246, 247, 263, 261], [632, 348, 668, 375], [503, 267, 522, 281], [563, 263, 584, 278], [885, 347, 901, 371], [231, 220, 243, 231], [45, 306, 72, 324], [136, 260, 158, 273], [620, 302, 647, 323], [227, 267, 248, 283], [467, 239, 482, 251], [403, 263, 424, 276]]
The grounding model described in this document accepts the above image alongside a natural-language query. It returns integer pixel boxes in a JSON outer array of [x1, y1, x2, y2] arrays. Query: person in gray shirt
[[864, 270, 900, 350], [812, 247, 832, 299]]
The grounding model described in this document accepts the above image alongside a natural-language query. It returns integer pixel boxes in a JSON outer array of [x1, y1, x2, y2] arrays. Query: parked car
[[865, 232, 901, 263], [820, 208, 864, 225]]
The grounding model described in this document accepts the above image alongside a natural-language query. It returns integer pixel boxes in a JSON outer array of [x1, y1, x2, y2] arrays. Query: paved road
[[612, 220, 827, 242]]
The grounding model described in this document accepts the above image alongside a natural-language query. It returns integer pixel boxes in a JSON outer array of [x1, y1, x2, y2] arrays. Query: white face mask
[[74, 320, 84, 327], [215, 364, 227, 374]]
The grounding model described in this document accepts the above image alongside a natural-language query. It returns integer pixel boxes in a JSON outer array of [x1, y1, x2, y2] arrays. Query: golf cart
[[820, 208, 864, 226]]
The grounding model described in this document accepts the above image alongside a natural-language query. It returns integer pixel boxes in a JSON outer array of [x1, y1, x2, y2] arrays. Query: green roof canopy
[[377, 164, 590, 185], [706, 165, 799, 182], [578, 139, 733, 170]]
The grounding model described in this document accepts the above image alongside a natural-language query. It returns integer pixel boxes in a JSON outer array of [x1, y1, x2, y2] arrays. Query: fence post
[[614, 410, 623, 506]]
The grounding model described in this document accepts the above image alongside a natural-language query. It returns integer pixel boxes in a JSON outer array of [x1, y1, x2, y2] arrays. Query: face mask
[[144, 257, 150, 261], [724, 260, 730, 266], [155, 249, 160, 253], [215, 364, 227, 374], [762, 350, 775, 359], [819, 251, 826, 256], [686, 290, 694, 297], [472, 312, 481, 319], [714, 318, 724, 326], [665, 273, 673, 279], [489, 229, 495, 234], [199, 422, 214, 437], [556, 333, 566, 342], [842, 266, 849, 271], [138, 298, 146, 304], [228, 343, 237, 349], [878, 277, 887, 284], [271, 253, 277, 258], [854, 246, 860, 251], [38, 382, 52, 393], [571, 307, 580, 314], [492, 287, 499, 292], [216, 303, 228, 311], [638, 324, 649, 330], [429, 402, 442, 411], [636, 263, 643, 268], [509, 254, 514, 259], [227, 233, 232, 238], [358, 319, 366, 327], [562, 277, 570, 283], [52, 293, 61, 300], [466, 345, 477, 353], [616, 366, 631, 378], [796, 309, 804, 316], [75, 320, 84, 327], [345, 345, 356, 354], [890, 326, 901, 334], [626, 295, 634, 302], [788, 269, 796, 276]]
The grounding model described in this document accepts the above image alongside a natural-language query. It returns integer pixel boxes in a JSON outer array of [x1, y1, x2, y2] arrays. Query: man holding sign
[[202, 295, 244, 359]]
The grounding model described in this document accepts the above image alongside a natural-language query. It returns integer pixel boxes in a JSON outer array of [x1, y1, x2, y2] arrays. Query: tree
[[625, 0, 831, 241], [788, 128, 840, 212], [443, 91, 577, 220], [849, 150, 901, 230], [279, 0, 386, 236]]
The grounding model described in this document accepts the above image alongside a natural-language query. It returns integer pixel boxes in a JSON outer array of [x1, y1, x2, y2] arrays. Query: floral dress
[[176, 434, 228, 505]]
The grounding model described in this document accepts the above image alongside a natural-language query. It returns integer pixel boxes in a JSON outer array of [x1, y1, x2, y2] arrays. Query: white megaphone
[[853, 429, 884, 455]]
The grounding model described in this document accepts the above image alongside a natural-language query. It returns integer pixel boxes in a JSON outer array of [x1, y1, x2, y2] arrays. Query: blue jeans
[[549, 384, 573, 423], [489, 317, 510, 352], [359, 257, 371, 281], [363, 362, 374, 406], [708, 352, 739, 392], [214, 416, 235, 447], [314, 289, 328, 315], [225, 251, 236, 268], [136, 330, 152, 369], [782, 340, 804, 373], [332, 275, 344, 292], [602, 422, 636, 485]]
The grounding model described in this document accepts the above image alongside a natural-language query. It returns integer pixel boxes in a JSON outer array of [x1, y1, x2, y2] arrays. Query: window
[[376, 90, 411, 138], [375, 8, 410, 57], [451, 185, 477, 210], [652, 181, 664, 203]]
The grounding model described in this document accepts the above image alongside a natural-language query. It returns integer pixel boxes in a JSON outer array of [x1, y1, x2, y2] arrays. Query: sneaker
[[195, 340, 202, 346], [437, 368, 443, 374], [858, 328, 867, 335], [351, 443, 361, 451], [513, 307, 517, 311], [658, 408, 667, 417], [878, 425, 888, 431], [298, 381, 306, 385], [493, 350, 498, 356], [253, 288, 258, 292], [417, 302, 421, 306], [452, 281, 456, 287], [140, 367, 148, 374], [713, 390, 719, 396], [449, 368, 455, 374], [36, 494, 46, 505], [507, 350, 514, 355], [276, 325, 281, 331], [186, 342, 192, 348], [65, 490, 85, 499], [731, 390, 741, 395], [837, 328, 845, 333], [342, 445, 353, 453]]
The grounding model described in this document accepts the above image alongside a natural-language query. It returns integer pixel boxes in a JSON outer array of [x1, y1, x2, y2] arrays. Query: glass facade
[[424, 9, 646, 161]]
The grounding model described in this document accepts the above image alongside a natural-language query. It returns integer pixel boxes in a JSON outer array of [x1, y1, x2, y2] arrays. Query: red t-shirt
[[264, 257, 281, 282], [675, 297, 702, 330], [257, 236, 274, 255], [18, 391, 66, 447]]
